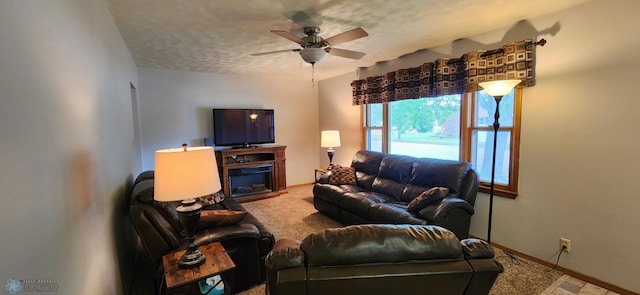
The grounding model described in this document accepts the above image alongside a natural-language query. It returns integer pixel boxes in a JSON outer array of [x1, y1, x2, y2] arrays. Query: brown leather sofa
[[265, 224, 502, 295], [313, 150, 479, 239], [128, 171, 274, 294]]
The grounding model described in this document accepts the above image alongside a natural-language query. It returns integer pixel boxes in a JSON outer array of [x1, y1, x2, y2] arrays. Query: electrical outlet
[[560, 238, 571, 253]]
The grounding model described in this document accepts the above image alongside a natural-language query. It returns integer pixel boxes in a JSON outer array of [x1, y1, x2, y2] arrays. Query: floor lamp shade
[[478, 80, 521, 97], [477, 80, 520, 244], [154, 145, 221, 269], [154, 146, 221, 202]]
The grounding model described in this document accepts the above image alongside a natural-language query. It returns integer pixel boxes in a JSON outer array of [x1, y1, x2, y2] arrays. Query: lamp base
[[327, 148, 335, 170], [178, 248, 206, 269], [177, 199, 206, 269]]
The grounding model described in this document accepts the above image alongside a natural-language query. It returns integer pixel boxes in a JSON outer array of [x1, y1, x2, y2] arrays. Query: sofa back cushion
[[350, 150, 476, 204], [300, 224, 462, 267], [370, 155, 414, 200], [351, 150, 385, 189], [130, 178, 183, 232], [402, 158, 471, 201]]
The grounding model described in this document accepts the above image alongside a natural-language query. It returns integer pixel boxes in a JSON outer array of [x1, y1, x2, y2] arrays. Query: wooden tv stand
[[215, 145, 287, 202]]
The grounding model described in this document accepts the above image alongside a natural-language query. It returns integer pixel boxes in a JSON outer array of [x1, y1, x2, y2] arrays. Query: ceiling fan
[[252, 26, 368, 65]]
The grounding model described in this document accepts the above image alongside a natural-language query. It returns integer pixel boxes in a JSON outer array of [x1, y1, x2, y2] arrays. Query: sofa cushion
[[370, 155, 414, 200], [133, 170, 155, 185], [355, 171, 376, 189], [408, 159, 471, 196], [130, 178, 155, 205], [131, 179, 183, 231], [377, 155, 414, 183], [313, 183, 348, 206], [199, 209, 247, 228], [351, 151, 385, 190], [367, 203, 427, 224], [351, 150, 385, 176], [371, 177, 405, 200], [339, 192, 395, 218], [406, 187, 450, 213], [300, 224, 463, 267], [329, 165, 356, 185]]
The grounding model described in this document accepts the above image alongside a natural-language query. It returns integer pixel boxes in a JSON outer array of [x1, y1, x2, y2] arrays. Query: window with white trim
[[362, 88, 522, 198]]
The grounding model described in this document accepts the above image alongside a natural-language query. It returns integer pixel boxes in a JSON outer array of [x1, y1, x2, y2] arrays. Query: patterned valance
[[351, 39, 536, 105]]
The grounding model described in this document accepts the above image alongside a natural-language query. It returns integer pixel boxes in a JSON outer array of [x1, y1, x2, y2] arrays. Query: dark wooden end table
[[162, 241, 236, 295]]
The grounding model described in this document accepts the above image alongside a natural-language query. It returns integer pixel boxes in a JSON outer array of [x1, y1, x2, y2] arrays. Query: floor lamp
[[478, 79, 521, 244], [154, 144, 221, 268]]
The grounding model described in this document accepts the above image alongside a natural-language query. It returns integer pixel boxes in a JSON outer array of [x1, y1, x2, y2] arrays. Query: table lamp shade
[[321, 130, 341, 148], [154, 146, 221, 202]]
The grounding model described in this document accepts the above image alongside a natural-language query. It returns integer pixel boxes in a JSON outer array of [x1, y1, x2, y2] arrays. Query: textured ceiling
[[106, 0, 590, 81]]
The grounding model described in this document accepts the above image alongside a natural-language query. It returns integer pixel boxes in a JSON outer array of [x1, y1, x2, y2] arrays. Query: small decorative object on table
[[199, 275, 224, 295]]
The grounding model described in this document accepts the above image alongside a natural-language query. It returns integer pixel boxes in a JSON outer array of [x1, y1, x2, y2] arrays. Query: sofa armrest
[[265, 239, 306, 295], [417, 198, 475, 239], [416, 197, 474, 222], [194, 223, 260, 247], [265, 239, 305, 271], [461, 238, 494, 259], [460, 238, 503, 295], [317, 172, 331, 184]]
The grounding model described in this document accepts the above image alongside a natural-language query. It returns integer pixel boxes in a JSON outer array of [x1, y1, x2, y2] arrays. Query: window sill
[[478, 184, 518, 199]]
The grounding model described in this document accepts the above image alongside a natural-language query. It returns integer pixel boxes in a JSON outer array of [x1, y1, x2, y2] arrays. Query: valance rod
[[446, 39, 547, 65], [479, 38, 547, 58]]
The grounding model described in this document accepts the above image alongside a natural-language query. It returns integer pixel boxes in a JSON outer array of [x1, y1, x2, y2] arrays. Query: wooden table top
[[162, 242, 236, 290]]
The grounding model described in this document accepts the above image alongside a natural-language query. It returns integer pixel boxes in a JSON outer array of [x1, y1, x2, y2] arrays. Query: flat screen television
[[212, 108, 275, 148]]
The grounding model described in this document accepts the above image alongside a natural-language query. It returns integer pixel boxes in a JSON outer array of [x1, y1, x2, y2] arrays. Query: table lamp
[[321, 130, 341, 169], [154, 144, 221, 268]]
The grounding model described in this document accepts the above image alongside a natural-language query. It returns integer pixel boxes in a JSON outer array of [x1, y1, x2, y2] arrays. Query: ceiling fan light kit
[[299, 47, 326, 64]]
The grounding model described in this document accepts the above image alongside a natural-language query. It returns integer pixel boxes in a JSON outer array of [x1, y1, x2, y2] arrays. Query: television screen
[[212, 109, 275, 147]]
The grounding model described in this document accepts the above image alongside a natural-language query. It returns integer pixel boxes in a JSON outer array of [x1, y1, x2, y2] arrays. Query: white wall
[[137, 68, 320, 185], [328, 0, 640, 292], [0, 0, 138, 294], [318, 71, 361, 168]]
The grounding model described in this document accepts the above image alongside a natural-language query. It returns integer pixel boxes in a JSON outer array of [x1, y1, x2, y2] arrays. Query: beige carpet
[[238, 184, 562, 295]]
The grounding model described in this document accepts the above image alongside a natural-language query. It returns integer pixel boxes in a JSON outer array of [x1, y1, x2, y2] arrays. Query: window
[[388, 95, 461, 160], [362, 89, 522, 198], [461, 89, 521, 198], [362, 103, 385, 152]]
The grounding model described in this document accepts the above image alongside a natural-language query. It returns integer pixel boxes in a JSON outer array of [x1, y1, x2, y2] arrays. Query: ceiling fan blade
[[324, 27, 368, 46], [326, 47, 366, 60], [251, 49, 300, 56], [271, 30, 305, 45]]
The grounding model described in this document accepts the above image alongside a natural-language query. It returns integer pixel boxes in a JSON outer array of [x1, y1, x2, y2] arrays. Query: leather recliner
[[128, 171, 274, 294], [265, 224, 502, 295]]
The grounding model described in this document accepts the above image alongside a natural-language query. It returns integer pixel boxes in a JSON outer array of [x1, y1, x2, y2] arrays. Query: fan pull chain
[[311, 63, 315, 88]]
